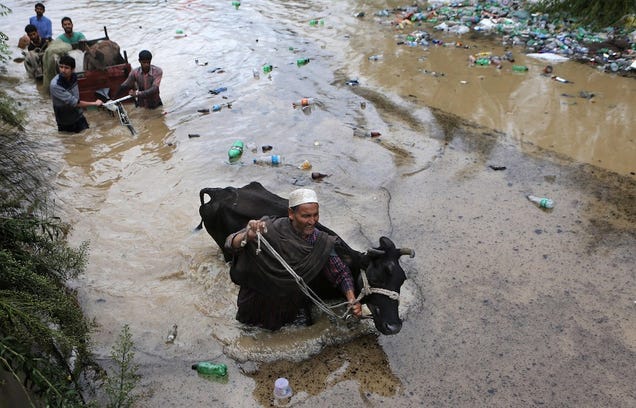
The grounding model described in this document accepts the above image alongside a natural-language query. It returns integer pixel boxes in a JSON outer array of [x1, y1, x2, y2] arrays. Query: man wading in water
[[49, 55, 103, 133], [225, 188, 362, 330]]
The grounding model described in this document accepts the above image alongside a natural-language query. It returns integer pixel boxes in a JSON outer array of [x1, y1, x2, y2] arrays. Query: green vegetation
[[0, 4, 139, 406], [0, 127, 93, 408], [0, 4, 11, 64], [529, 0, 636, 30], [104, 325, 140, 408]]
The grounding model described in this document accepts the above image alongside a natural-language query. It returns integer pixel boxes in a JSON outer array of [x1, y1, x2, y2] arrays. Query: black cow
[[196, 181, 414, 335]]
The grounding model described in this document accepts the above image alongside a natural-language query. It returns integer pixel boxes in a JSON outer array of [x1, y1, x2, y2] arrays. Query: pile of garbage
[[370, 1, 636, 76]]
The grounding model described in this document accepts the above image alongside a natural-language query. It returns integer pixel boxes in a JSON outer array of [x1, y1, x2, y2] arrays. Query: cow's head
[[357, 236, 414, 335]]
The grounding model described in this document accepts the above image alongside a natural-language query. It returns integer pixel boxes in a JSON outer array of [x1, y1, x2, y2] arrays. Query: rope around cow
[[254, 231, 400, 323]]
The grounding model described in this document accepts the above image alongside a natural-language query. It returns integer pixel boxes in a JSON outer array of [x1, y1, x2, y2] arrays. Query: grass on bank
[[0, 4, 139, 404]]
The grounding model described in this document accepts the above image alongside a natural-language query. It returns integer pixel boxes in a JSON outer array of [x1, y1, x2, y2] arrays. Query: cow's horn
[[366, 248, 385, 256], [400, 248, 415, 258]]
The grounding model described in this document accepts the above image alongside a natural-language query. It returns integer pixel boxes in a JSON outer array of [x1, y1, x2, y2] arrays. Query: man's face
[[27, 31, 40, 42], [58, 63, 73, 79], [139, 59, 151, 72], [35, 6, 44, 17], [62, 20, 73, 34], [289, 203, 319, 238]]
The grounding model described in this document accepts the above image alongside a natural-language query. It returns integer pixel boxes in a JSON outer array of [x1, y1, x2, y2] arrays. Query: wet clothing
[[225, 216, 355, 330], [24, 50, 44, 79], [27, 36, 48, 52], [57, 32, 86, 45], [120, 65, 163, 109], [30, 15, 52, 40], [50, 73, 89, 133]]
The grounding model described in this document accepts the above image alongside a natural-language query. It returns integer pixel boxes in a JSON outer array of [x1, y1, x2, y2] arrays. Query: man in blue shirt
[[29, 3, 52, 41]]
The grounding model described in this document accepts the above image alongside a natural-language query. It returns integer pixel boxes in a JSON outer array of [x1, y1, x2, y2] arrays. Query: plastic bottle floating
[[253, 155, 283, 166], [192, 362, 227, 377], [292, 98, 316, 109], [296, 58, 311, 67], [174, 29, 187, 38], [231, 1, 240, 9], [527, 195, 554, 209], [311, 172, 329, 181], [353, 129, 381, 138], [209, 87, 227, 95], [551, 75, 573, 84], [165, 324, 178, 344], [309, 19, 325, 26], [214, 102, 233, 111], [228, 140, 244, 163], [197, 101, 233, 113], [262, 64, 273, 73]]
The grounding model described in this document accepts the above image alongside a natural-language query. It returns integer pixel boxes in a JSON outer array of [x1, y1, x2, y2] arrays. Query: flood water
[[2, 1, 635, 407]]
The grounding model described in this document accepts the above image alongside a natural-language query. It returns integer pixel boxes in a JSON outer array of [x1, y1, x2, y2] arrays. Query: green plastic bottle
[[262, 64, 273, 73], [192, 362, 228, 377], [228, 140, 244, 163], [512, 65, 528, 72], [296, 58, 310, 67]]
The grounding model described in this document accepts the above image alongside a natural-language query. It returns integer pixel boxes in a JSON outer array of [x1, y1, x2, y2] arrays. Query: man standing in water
[[119, 50, 163, 109], [224, 188, 362, 330], [50, 55, 103, 133], [30, 3, 52, 41], [57, 17, 86, 48]]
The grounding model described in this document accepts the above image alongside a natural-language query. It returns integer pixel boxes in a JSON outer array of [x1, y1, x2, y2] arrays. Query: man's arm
[[225, 219, 267, 250], [324, 255, 362, 316], [119, 70, 136, 94], [77, 99, 103, 108]]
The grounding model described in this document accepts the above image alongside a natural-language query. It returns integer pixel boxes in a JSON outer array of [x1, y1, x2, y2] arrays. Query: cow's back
[[198, 181, 362, 271], [198, 182, 289, 261]]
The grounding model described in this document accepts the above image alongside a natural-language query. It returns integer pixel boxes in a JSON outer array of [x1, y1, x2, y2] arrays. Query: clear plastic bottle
[[353, 129, 381, 138], [253, 155, 283, 166], [228, 140, 244, 163], [527, 195, 554, 209], [165, 324, 177, 343], [551, 75, 572, 84], [368, 54, 383, 61], [273, 377, 293, 399], [209, 87, 227, 95], [192, 362, 228, 377]]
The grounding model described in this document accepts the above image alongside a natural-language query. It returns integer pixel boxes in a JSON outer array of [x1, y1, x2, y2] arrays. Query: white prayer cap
[[288, 188, 318, 208]]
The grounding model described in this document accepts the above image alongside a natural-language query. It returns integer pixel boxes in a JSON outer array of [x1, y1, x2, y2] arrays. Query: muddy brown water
[[1, 0, 634, 406]]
